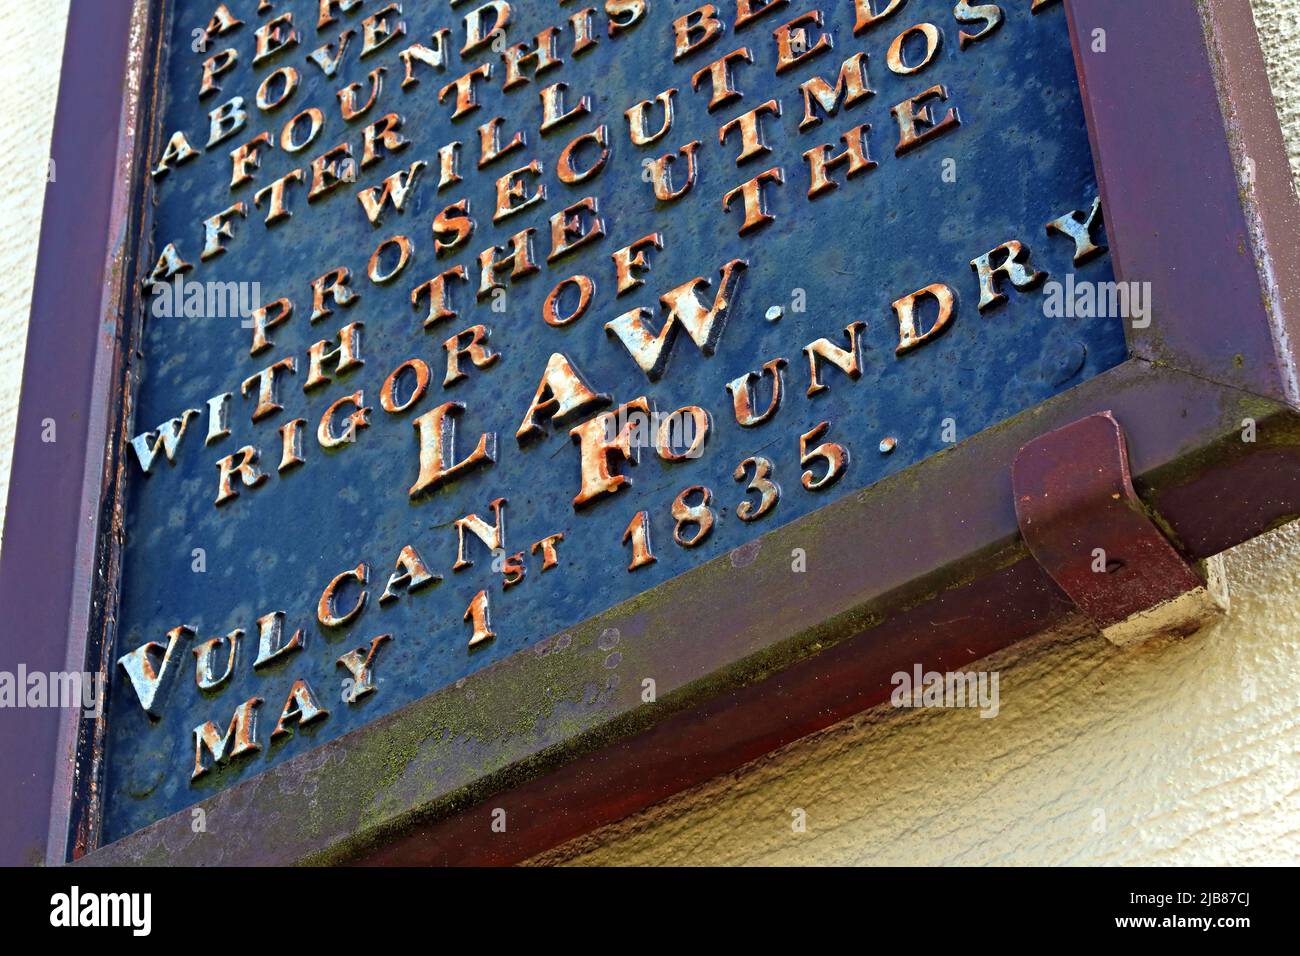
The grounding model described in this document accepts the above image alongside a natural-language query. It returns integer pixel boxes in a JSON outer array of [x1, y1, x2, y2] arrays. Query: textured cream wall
[[550, 0, 1300, 867], [0, 0, 71, 540], [550, 526, 1300, 865], [0, 3, 1297, 867]]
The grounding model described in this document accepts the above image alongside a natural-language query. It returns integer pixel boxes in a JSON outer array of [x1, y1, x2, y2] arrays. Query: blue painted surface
[[101, 0, 1126, 841]]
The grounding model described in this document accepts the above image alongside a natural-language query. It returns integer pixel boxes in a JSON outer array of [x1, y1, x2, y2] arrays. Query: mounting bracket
[[1013, 412, 1228, 646]]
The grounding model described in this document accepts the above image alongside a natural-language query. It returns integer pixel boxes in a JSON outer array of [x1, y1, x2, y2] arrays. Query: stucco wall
[[0, 0, 70, 540], [547, 524, 1300, 865], [548, 0, 1300, 866], [0, 3, 1297, 867]]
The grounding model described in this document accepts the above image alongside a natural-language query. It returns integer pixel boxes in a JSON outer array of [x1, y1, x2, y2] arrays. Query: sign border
[[1, 0, 1298, 866]]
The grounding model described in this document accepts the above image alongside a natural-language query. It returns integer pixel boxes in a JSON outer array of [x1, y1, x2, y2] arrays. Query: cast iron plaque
[[6, 0, 1298, 866], [100, 0, 1121, 843]]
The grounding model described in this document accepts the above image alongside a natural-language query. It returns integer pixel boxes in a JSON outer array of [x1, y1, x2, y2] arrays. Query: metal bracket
[[1013, 411, 1228, 646]]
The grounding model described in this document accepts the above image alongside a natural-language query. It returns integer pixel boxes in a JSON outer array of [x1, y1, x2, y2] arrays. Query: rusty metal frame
[[0, 0, 163, 867], [3, 0, 1299, 866]]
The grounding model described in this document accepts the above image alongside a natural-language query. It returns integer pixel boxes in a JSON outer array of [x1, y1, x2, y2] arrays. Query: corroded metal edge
[[0, 0, 160, 868], [62, 0, 171, 867]]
